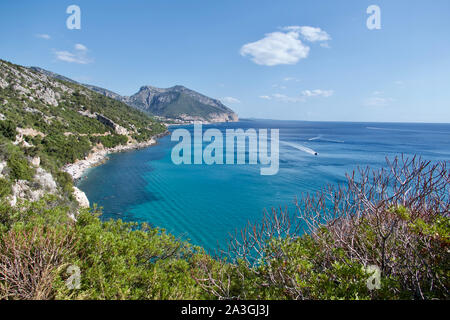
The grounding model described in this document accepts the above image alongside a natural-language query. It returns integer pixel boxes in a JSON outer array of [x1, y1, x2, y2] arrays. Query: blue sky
[[1, 0, 449, 122]]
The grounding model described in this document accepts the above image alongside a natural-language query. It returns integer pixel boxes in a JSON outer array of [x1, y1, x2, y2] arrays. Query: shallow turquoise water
[[77, 120, 450, 252]]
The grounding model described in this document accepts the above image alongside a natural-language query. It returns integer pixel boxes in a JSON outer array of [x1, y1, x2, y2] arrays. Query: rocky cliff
[[30, 66, 239, 123], [118, 85, 239, 123], [0, 59, 166, 212]]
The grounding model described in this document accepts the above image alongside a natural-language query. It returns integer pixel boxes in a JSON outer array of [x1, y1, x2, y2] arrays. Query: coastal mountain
[[1, 59, 237, 211], [0, 59, 167, 210], [30, 67, 239, 123], [119, 85, 239, 123]]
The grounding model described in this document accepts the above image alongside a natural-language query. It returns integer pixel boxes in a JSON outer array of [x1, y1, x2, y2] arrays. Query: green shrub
[[0, 198, 207, 300], [0, 120, 16, 140], [90, 134, 128, 148], [193, 158, 450, 300], [54, 211, 205, 300], [0, 178, 12, 198], [7, 153, 34, 181], [42, 134, 91, 165], [55, 171, 73, 194]]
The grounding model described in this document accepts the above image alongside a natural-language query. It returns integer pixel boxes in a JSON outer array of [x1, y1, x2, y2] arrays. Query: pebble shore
[[62, 138, 157, 180]]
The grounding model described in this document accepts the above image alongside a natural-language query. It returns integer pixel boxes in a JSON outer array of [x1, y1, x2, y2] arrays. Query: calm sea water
[[77, 120, 450, 252]]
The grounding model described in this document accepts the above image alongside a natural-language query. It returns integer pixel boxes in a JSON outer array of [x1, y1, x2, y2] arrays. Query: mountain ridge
[[30, 66, 239, 123], [1, 59, 167, 210]]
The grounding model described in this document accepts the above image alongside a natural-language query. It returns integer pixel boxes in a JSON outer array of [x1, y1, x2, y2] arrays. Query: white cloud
[[284, 26, 331, 42], [301, 89, 334, 98], [54, 44, 92, 64], [259, 95, 272, 100], [240, 30, 310, 66], [36, 34, 51, 40], [54, 51, 90, 64], [221, 97, 241, 104], [240, 26, 330, 66]]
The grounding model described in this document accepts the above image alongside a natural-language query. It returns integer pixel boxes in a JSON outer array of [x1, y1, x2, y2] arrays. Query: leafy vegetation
[[90, 135, 128, 149], [42, 134, 92, 166], [0, 120, 16, 141], [0, 197, 208, 300], [0, 59, 167, 207], [0, 59, 447, 301], [0, 142, 35, 182], [0, 157, 448, 300], [153, 92, 228, 119], [0, 59, 166, 157], [0, 179, 11, 199], [193, 157, 449, 300], [7, 153, 35, 181]]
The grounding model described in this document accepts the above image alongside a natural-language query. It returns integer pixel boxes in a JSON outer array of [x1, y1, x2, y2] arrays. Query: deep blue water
[[77, 120, 450, 252]]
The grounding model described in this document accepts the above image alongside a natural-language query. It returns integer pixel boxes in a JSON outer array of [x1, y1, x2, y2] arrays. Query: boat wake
[[280, 140, 318, 156]]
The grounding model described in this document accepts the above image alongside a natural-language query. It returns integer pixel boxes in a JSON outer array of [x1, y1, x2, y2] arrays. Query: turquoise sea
[[77, 120, 450, 252]]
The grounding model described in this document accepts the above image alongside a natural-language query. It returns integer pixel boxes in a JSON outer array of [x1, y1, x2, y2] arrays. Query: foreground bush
[[194, 157, 449, 300], [0, 226, 75, 299], [0, 157, 448, 300], [0, 197, 209, 300]]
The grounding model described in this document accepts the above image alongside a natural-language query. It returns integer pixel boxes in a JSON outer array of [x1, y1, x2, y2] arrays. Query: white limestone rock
[[34, 167, 57, 192], [73, 187, 90, 208], [0, 161, 7, 178], [0, 78, 8, 89]]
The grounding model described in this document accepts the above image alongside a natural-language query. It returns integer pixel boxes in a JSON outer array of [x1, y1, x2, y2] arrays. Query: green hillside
[[115, 85, 239, 123], [0, 59, 166, 207], [154, 92, 229, 119], [30, 67, 239, 123], [0, 59, 447, 301]]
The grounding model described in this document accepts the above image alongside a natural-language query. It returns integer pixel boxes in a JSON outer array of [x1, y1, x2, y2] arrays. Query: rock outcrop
[[8, 167, 57, 206], [116, 85, 239, 123], [73, 187, 90, 208], [96, 114, 129, 135]]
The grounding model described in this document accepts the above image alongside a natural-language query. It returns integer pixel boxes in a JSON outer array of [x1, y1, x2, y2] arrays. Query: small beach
[[63, 137, 159, 180]]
